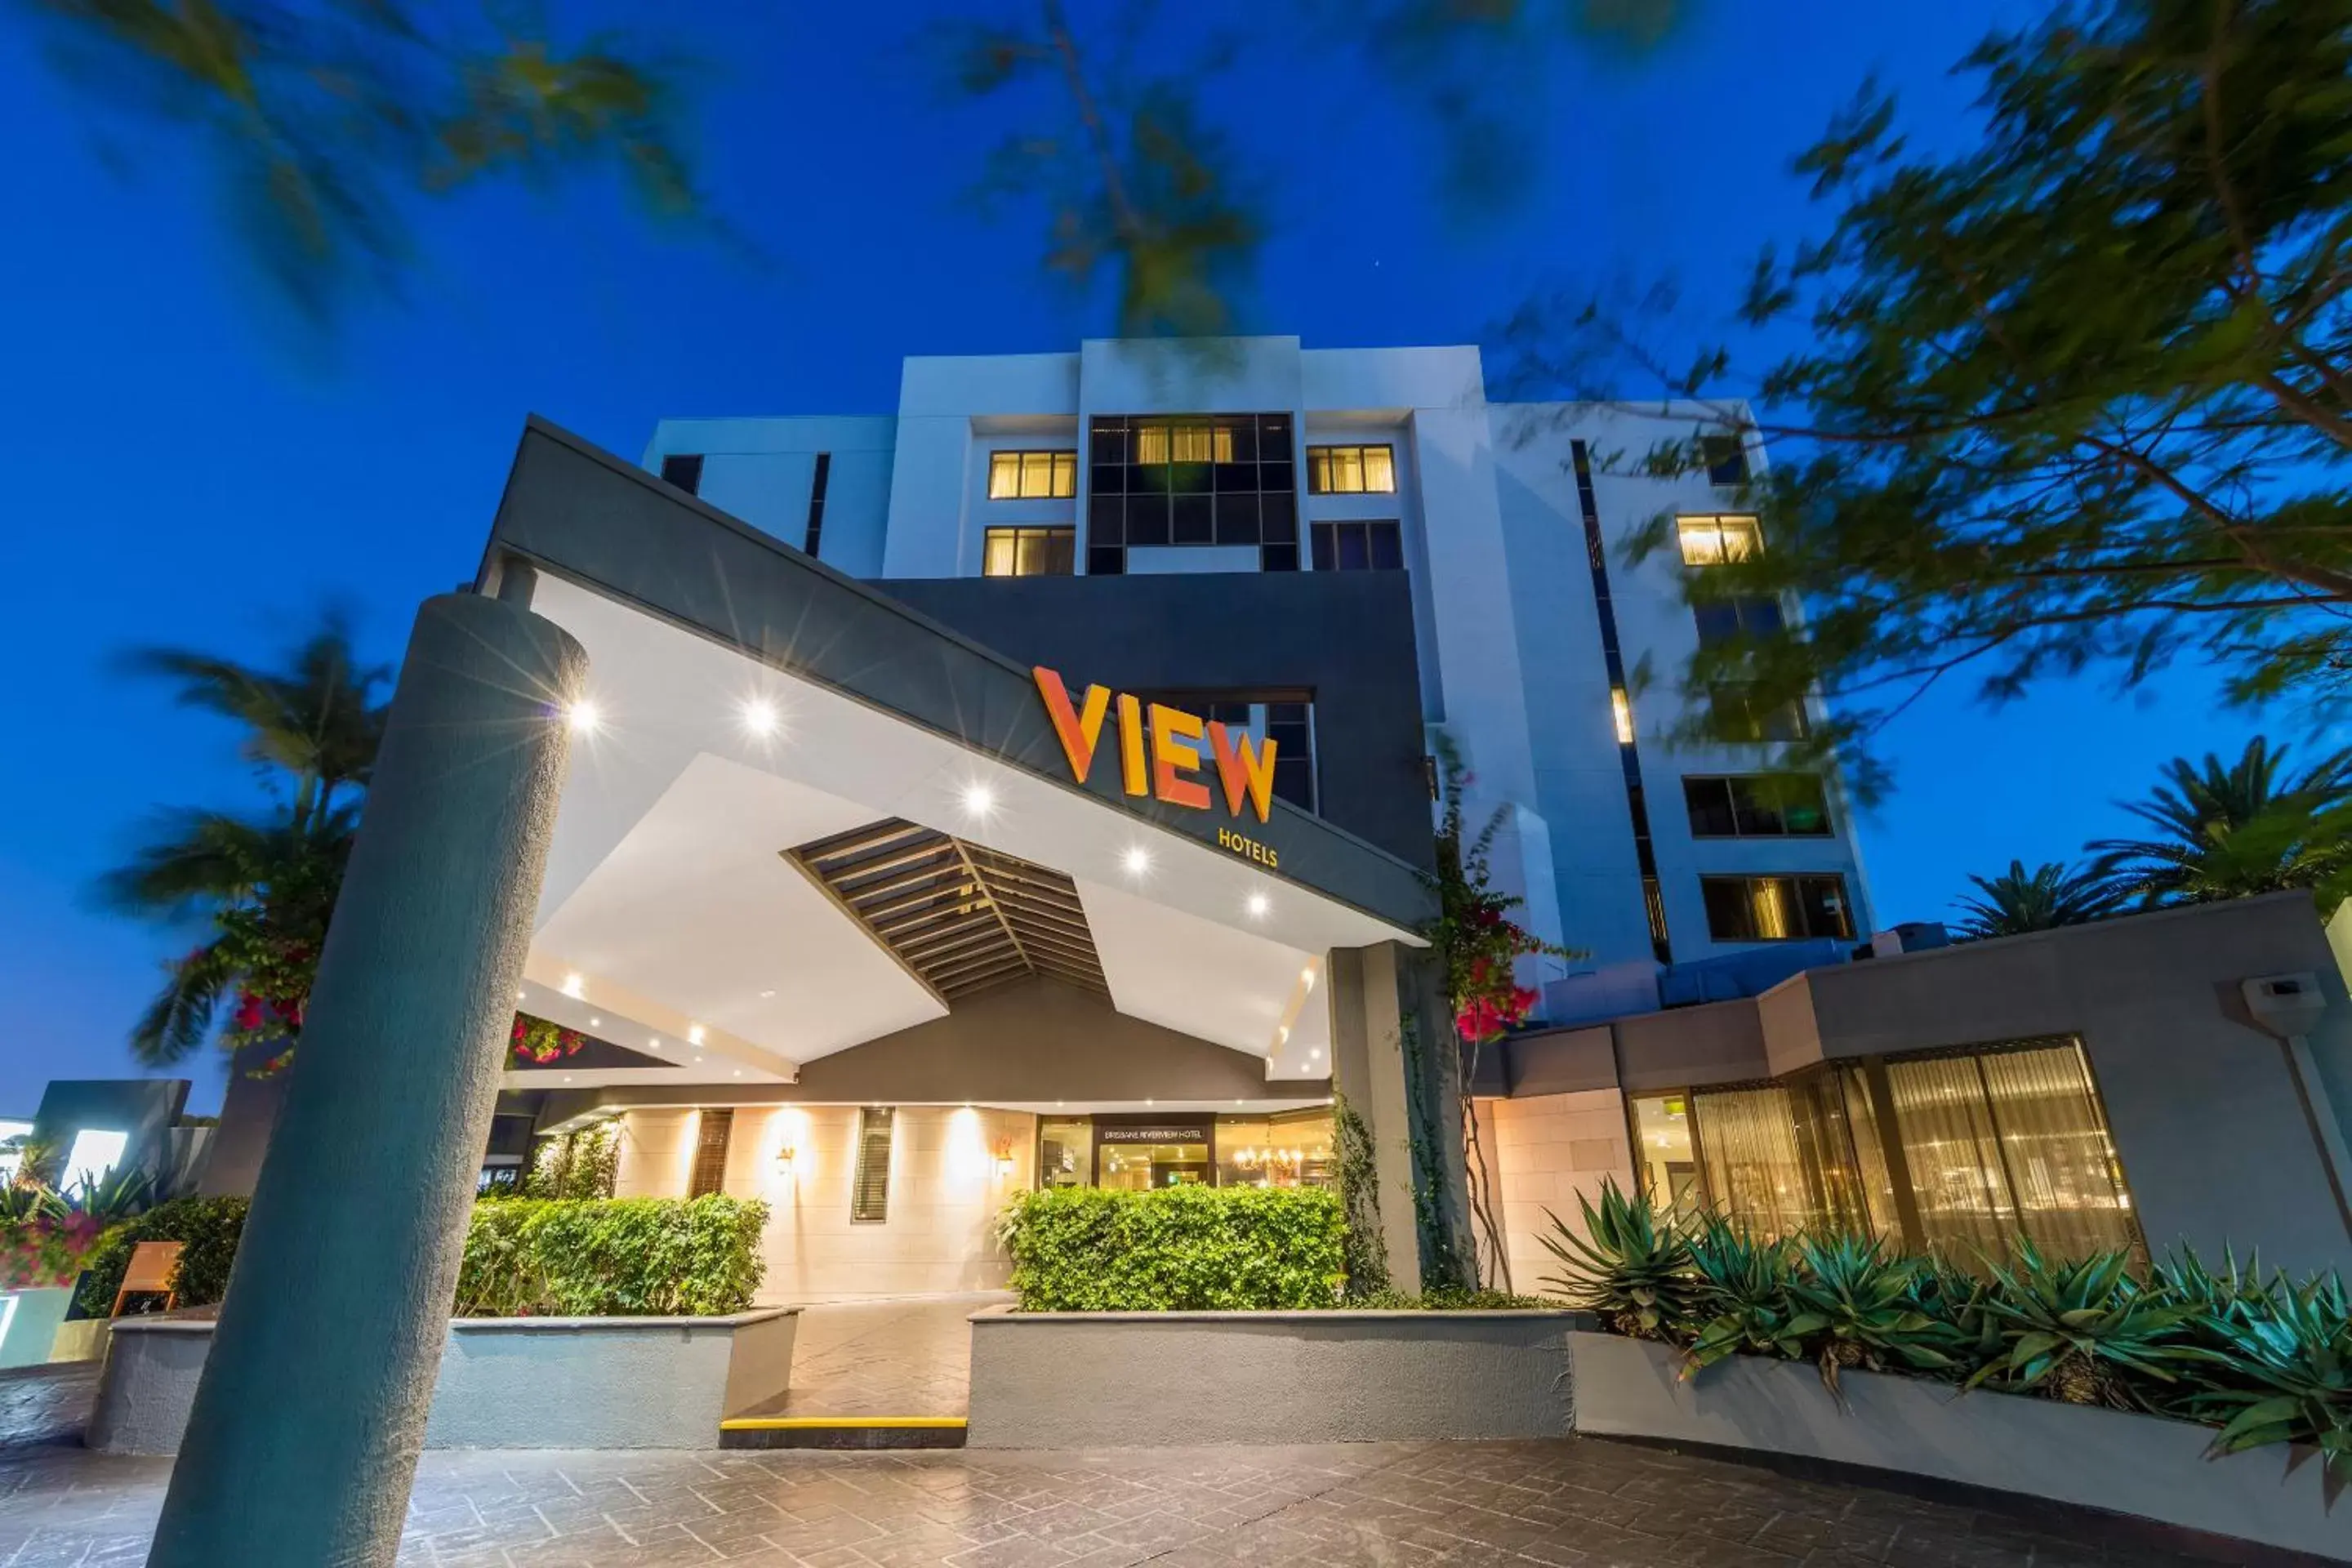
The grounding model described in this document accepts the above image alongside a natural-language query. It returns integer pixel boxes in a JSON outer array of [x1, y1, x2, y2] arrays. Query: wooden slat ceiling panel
[[782, 818, 1110, 1004]]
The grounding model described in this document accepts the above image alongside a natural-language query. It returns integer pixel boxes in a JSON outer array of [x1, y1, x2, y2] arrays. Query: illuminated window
[[1707, 686, 1810, 742], [1306, 444, 1396, 494], [1700, 874, 1852, 942], [1132, 422, 1231, 466], [987, 450, 1077, 499], [853, 1107, 895, 1222], [1678, 514, 1762, 565], [982, 527, 1076, 577], [1090, 414, 1296, 572], [1610, 688, 1635, 745]]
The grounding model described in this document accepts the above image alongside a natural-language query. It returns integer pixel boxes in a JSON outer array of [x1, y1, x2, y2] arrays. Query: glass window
[[1214, 1108, 1335, 1187], [1610, 688, 1636, 745], [852, 1107, 893, 1221], [1628, 1095, 1701, 1215], [658, 453, 704, 496], [982, 527, 1076, 577], [1038, 1118, 1093, 1188], [1707, 686, 1811, 742], [1701, 875, 1854, 942], [1703, 435, 1751, 486], [1098, 1130, 1211, 1190], [1310, 520, 1404, 572], [1694, 593, 1785, 647], [1087, 415, 1292, 574], [988, 450, 1077, 500], [1689, 1084, 1829, 1236], [1677, 514, 1762, 564], [1683, 775, 1832, 838], [1305, 444, 1398, 494]]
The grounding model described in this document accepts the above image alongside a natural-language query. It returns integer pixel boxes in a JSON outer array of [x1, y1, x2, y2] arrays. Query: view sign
[[1032, 666, 1278, 824]]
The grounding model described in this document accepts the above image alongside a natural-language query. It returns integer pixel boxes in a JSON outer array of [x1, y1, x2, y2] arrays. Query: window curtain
[[1690, 1085, 1822, 1236], [1885, 1054, 2018, 1264], [1976, 1042, 2144, 1265]]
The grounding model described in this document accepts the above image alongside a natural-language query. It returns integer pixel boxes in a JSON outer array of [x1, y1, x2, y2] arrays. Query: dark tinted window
[[1695, 595, 1785, 648], [1703, 434, 1749, 485], [659, 453, 704, 495]]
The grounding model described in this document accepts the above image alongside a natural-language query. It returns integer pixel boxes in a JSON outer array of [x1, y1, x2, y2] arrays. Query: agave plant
[[1913, 1255, 2002, 1381], [1968, 1243, 2193, 1408], [1538, 1179, 1700, 1341], [1786, 1233, 1962, 1396], [1682, 1217, 1815, 1374], [2154, 1246, 2278, 1330], [2178, 1273, 2352, 1481]]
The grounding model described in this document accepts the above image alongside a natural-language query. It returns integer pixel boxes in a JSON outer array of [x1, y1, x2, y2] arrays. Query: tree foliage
[[1516, 0, 2352, 794], [24, 0, 703, 324], [95, 615, 388, 1065], [1953, 859, 2130, 938]]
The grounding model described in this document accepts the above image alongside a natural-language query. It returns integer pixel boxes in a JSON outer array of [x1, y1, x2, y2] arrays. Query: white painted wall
[[615, 1105, 1035, 1300]]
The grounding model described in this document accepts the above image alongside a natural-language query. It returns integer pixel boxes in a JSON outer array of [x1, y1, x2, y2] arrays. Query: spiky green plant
[[2178, 1272, 2352, 1483], [1968, 1243, 2194, 1408], [1682, 1217, 1815, 1374], [1785, 1233, 1962, 1396], [1538, 1179, 1700, 1341]]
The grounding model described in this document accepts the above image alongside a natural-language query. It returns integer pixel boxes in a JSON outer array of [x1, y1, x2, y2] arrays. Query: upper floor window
[[1089, 414, 1297, 575], [1678, 514, 1762, 565], [659, 453, 704, 496], [1306, 444, 1396, 494], [1707, 687, 1811, 743], [1701, 874, 1852, 942], [1682, 775, 1832, 838], [1695, 594, 1785, 648], [988, 450, 1076, 500], [983, 527, 1076, 577], [1309, 520, 1403, 571], [1703, 434, 1751, 486]]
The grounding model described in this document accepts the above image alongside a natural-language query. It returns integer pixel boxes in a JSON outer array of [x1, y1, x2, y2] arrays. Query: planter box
[[90, 1307, 798, 1454], [967, 1309, 1575, 1449], [1570, 1331, 2352, 1561]]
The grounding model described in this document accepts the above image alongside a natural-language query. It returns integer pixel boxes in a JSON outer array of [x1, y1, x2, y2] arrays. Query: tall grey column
[[149, 593, 583, 1568]]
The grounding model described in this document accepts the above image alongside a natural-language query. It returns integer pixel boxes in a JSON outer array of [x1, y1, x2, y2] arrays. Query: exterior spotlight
[[565, 699, 600, 735], [1246, 890, 1270, 919], [963, 782, 996, 817], [1279, 1026, 1290, 1042], [562, 973, 585, 1000], [587, 1017, 601, 1028], [1124, 846, 1151, 876], [688, 1024, 706, 1046], [648, 1037, 662, 1050], [742, 698, 780, 737], [1300, 966, 1316, 987]]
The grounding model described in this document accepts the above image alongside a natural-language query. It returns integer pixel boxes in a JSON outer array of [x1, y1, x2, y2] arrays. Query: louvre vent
[[783, 818, 1109, 1004]]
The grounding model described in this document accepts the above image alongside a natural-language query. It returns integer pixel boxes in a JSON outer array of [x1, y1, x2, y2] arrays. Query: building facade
[[644, 336, 1878, 1025]]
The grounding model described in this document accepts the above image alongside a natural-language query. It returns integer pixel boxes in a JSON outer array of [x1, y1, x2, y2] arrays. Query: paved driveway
[[755, 1294, 1009, 1420], [0, 1361, 2221, 1568]]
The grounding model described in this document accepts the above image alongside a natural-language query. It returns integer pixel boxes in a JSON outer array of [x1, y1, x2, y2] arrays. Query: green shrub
[[998, 1184, 1344, 1311], [77, 1194, 768, 1320], [72, 1197, 250, 1316]]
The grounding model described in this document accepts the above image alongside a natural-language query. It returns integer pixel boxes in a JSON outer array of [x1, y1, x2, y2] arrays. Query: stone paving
[[755, 1294, 1009, 1420], [0, 1362, 2233, 1568]]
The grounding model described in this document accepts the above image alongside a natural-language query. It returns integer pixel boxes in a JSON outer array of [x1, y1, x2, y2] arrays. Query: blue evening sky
[[0, 1, 2262, 1111]]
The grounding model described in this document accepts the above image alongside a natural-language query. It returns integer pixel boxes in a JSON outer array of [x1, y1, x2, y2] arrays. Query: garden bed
[[1570, 1332, 2352, 1560], [89, 1307, 800, 1453], [965, 1306, 1575, 1448]]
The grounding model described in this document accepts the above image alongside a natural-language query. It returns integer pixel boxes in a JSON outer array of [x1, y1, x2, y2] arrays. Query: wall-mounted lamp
[[991, 1137, 1017, 1178]]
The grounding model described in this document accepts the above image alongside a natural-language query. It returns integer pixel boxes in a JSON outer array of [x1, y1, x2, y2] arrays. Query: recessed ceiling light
[[759, 989, 777, 1000], [565, 699, 600, 735], [648, 1037, 662, 1049], [1246, 890, 1270, 919], [688, 1025, 706, 1046], [1145, 1098, 1155, 1107], [516, 989, 527, 1001], [963, 782, 996, 817], [562, 973, 585, 1000], [742, 698, 779, 737], [587, 1017, 601, 1028], [733, 1069, 742, 1077], [562, 1075, 572, 1083], [1123, 846, 1150, 875]]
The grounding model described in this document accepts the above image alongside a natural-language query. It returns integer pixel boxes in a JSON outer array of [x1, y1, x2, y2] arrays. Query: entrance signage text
[[1032, 667, 1278, 824], [1217, 827, 1279, 871]]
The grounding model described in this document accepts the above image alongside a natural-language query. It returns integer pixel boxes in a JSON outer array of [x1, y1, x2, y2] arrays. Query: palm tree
[[2087, 737, 2352, 913], [1952, 861, 2128, 939], [95, 618, 389, 1067]]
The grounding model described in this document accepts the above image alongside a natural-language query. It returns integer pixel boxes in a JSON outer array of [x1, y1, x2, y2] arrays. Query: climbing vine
[[1330, 1091, 1389, 1296]]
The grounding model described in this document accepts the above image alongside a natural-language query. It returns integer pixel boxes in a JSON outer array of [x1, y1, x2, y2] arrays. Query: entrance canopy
[[479, 421, 1432, 1093]]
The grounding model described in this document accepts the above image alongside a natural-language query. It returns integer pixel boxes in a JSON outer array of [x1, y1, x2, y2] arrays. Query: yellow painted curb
[[719, 1415, 969, 1431]]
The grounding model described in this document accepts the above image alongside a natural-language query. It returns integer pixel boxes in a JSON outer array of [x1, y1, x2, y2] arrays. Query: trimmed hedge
[[75, 1195, 768, 1319], [72, 1198, 247, 1317], [998, 1184, 1344, 1311]]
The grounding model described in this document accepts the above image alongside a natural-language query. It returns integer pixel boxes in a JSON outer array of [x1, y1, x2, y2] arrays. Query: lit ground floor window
[[1036, 1108, 1334, 1191], [1628, 1036, 2143, 1266]]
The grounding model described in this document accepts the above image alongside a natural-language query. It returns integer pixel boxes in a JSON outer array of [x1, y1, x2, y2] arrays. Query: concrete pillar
[[1328, 947, 1423, 1296], [148, 594, 583, 1568]]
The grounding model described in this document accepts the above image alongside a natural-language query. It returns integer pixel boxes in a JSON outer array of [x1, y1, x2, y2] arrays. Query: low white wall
[[967, 1310, 1575, 1449], [1570, 1331, 2352, 1560], [91, 1309, 797, 1454]]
